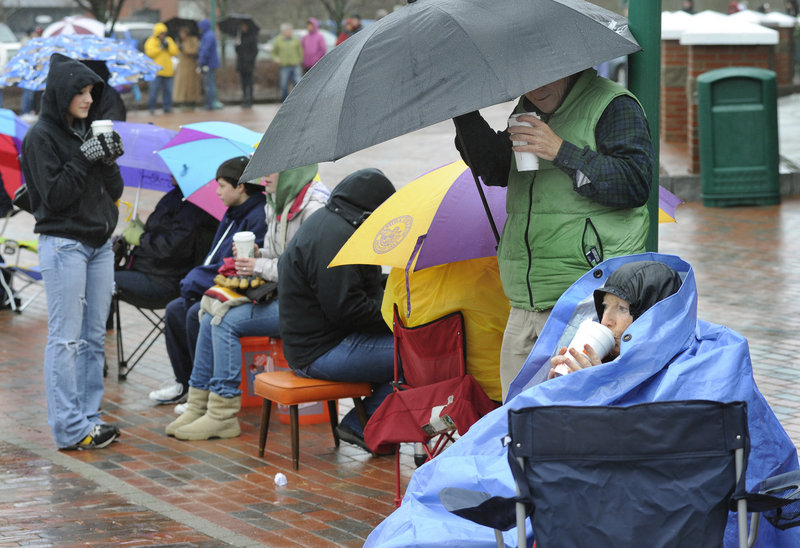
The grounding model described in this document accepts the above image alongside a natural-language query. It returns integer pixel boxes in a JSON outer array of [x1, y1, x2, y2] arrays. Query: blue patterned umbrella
[[0, 34, 160, 91]]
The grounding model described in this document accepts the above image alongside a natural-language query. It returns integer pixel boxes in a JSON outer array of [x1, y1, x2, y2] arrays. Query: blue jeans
[[21, 89, 35, 114], [279, 65, 300, 102], [39, 235, 114, 448], [203, 69, 217, 110], [191, 300, 280, 397], [148, 75, 173, 113], [299, 332, 394, 436], [164, 297, 202, 387]]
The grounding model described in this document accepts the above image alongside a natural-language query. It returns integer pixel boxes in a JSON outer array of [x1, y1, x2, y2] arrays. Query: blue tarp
[[366, 253, 800, 547]]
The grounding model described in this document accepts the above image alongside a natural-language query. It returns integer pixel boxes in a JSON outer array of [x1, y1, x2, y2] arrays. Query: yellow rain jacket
[[381, 256, 509, 402], [144, 23, 179, 77]]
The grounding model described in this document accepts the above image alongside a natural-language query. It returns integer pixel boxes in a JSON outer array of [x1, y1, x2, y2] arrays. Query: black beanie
[[216, 156, 250, 185]]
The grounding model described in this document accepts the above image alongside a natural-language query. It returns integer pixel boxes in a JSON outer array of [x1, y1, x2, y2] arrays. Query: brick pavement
[[1, 101, 799, 546]]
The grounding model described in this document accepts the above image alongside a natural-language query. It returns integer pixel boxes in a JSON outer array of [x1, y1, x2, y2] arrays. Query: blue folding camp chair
[[440, 400, 800, 548]]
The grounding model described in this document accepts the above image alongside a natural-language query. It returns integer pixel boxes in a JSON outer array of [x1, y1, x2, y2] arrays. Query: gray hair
[[280, 23, 292, 32]]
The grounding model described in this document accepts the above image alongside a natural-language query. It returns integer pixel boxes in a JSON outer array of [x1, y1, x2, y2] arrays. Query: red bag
[[364, 374, 498, 455]]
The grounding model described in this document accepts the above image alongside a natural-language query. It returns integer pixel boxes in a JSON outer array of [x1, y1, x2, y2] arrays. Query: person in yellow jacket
[[144, 22, 179, 114], [381, 256, 508, 402]]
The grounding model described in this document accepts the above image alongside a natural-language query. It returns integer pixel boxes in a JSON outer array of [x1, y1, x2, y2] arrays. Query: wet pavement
[[1, 97, 800, 546]]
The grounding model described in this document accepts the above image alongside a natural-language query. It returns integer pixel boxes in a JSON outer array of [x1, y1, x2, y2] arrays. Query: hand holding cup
[[508, 113, 564, 165], [548, 320, 615, 379], [235, 256, 257, 277]]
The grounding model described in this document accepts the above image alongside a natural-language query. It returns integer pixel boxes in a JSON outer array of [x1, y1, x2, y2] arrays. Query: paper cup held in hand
[[508, 112, 540, 172], [233, 231, 256, 258], [557, 319, 615, 373], [91, 119, 114, 136]]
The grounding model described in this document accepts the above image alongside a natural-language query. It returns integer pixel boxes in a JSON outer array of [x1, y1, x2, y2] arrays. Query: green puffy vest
[[498, 70, 649, 312]]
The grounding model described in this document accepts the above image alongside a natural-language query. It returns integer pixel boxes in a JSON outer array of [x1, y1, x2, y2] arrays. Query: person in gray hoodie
[[21, 53, 125, 450]]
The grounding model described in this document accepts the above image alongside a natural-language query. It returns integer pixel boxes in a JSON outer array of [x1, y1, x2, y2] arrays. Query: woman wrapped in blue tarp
[[366, 252, 800, 548]]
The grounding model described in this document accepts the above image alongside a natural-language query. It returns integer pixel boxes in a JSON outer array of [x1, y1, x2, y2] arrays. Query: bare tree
[[318, 0, 349, 35], [74, 0, 127, 34]]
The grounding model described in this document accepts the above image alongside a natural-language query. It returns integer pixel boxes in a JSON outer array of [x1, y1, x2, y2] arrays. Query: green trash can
[[697, 67, 780, 207]]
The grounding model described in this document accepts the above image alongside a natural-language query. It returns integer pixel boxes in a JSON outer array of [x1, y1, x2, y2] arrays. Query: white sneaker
[[174, 402, 188, 415], [148, 382, 187, 404]]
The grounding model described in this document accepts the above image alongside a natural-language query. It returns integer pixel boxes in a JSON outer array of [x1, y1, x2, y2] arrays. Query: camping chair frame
[[441, 400, 800, 548], [112, 293, 168, 380], [0, 236, 43, 313]]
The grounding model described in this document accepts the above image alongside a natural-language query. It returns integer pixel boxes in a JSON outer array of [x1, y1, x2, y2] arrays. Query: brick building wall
[[661, 39, 689, 144], [771, 25, 796, 86]]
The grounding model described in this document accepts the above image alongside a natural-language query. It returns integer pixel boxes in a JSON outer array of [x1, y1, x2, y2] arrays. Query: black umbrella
[[164, 17, 198, 38], [242, 0, 640, 241], [217, 14, 260, 37]]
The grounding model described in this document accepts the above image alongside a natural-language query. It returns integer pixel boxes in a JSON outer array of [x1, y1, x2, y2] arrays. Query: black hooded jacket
[[277, 168, 396, 369], [81, 60, 127, 121], [21, 53, 125, 248], [126, 187, 218, 283]]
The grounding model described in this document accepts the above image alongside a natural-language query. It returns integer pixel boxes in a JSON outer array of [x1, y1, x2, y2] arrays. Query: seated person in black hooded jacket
[[277, 168, 396, 451], [114, 180, 218, 309]]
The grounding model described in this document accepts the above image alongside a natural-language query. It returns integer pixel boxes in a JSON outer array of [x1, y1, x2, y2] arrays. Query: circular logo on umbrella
[[373, 215, 413, 254]]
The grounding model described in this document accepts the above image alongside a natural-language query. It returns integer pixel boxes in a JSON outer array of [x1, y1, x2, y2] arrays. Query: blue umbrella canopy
[[0, 34, 160, 91]]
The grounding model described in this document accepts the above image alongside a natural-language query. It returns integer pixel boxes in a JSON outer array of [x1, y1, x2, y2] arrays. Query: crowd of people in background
[[141, 13, 360, 108]]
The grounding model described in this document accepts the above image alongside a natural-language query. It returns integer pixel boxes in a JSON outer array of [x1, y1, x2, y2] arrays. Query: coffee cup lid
[[233, 231, 255, 241]]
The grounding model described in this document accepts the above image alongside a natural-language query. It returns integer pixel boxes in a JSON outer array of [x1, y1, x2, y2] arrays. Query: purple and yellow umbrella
[[330, 160, 683, 272], [330, 160, 506, 272]]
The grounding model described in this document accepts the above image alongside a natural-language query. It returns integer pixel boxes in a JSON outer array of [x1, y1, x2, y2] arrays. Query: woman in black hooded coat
[[21, 53, 126, 450]]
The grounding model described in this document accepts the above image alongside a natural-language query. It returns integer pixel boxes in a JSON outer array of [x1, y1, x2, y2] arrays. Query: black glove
[[80, 131, 125, 164]]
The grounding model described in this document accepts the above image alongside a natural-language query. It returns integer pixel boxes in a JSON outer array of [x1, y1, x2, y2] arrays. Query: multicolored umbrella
[[114, 121, 177, 217], [0, 109, 28, 200], [331, 160, 685, 273], [42, 16, 105, 38], [0, 35, 160, 91], [184, 181, 227, 220], [658, 185, 684, 223], [156, 121, 261, 200], [330, 160, 507, 272]]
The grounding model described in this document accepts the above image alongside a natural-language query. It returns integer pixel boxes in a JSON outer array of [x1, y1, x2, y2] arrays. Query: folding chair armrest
[[439, 487, 522, 532], [731, 469, 800, 547], [760, 470, 800, 498]]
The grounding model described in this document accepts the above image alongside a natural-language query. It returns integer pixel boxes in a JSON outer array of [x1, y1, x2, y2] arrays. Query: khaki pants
[[499, 306, 552, 401]]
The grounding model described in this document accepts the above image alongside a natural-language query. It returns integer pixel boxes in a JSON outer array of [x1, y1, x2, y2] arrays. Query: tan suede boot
[[173, 392, 241, 441], [165, 387, 209, 436]]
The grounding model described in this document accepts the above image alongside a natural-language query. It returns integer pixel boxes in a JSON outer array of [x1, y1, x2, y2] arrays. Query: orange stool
[[254, 370, 372, 470], [240, 336, 274, 408], [268, 338, 332, 425]]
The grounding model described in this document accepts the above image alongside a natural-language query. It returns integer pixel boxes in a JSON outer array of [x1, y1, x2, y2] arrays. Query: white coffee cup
[[233, 231, 256, 258], [553, 319, 616, 376], [91, 119, 114, 136], [508, 112, 540, 171]]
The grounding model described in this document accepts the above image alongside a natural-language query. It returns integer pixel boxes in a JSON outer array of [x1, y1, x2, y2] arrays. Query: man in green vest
[[454, 68, 654, 400]]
